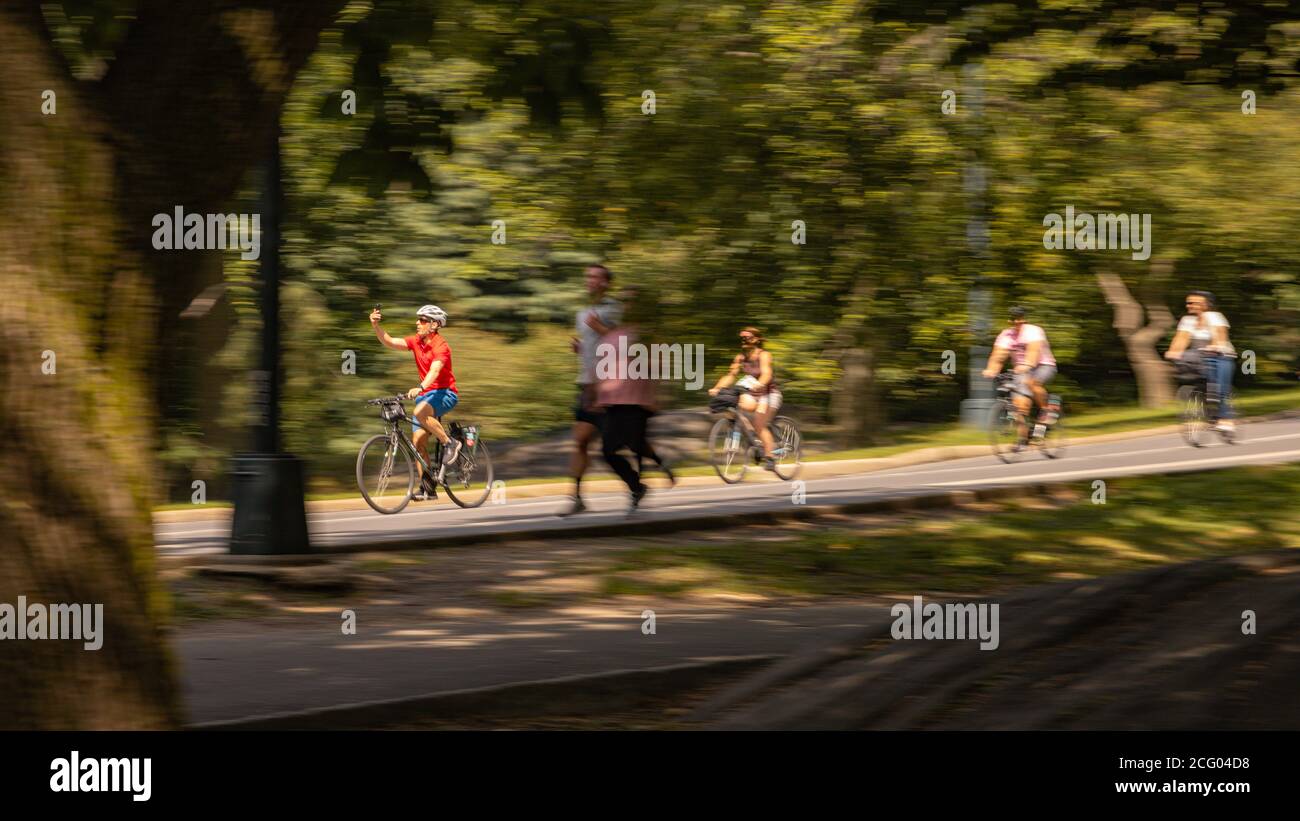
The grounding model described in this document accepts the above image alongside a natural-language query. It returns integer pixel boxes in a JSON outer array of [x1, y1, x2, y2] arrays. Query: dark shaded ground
[[694, 550, 1300, 729], [382, 668, 754, 730]]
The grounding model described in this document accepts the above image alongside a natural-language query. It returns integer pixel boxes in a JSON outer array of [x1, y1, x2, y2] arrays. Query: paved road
[[157, 416, 1300, 557], [181, 601, 889, 725]]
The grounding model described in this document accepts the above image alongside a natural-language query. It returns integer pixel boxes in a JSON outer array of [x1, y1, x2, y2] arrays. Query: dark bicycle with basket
[[706, 385, 802, 483], [1172, 348, 1237, 446]]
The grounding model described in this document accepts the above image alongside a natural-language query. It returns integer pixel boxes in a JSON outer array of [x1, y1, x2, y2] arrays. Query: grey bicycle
[[989, 372, 1066, 463]]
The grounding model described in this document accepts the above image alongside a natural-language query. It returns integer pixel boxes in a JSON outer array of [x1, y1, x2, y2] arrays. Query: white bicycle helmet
[[416, 304, 448, 326]]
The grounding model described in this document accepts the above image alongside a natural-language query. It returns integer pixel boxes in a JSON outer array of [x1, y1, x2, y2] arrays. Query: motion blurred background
[[4, 0, 1300, 728], [27, 1, 1300, 502]]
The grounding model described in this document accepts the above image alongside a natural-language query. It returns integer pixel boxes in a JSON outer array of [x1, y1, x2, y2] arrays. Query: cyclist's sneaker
[[1030, 423, 1047, 442], [763, 457, 777, 472], [441, 438, 462, 465], [628, 484, 648, 515], [411, 490, 432, 502], [1215, 419, 1236, 433], [559, 496, 586, 517]]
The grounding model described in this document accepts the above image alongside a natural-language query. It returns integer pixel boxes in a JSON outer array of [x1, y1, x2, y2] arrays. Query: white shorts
[[738, 375, 782, 413], [754, 388, 783, 413]]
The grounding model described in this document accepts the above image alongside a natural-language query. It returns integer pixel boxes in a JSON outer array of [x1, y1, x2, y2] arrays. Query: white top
[[576, 296, 623, 385], [1177, 311, 1234, 355], [993, 323, 1057, 368]]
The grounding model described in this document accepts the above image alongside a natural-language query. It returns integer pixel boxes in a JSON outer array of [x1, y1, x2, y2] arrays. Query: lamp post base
[[228, 453, 311, 555], [960, 397, 996, 428]]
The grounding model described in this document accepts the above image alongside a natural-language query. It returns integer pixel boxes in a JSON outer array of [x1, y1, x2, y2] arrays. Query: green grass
[[593, 464, 1300, 601], [169, 589, 272, 622]]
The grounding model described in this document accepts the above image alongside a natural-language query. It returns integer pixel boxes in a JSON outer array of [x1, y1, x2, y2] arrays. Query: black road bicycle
[[356, 396, 494, 514], [708, 406, 802, 483], [988, 372, 1066, 463]]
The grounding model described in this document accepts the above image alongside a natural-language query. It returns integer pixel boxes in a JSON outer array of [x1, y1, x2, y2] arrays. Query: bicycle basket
[[380, 401, 405, 422], [1172, 360, 1204, 386], [709, 386, 742, 413]]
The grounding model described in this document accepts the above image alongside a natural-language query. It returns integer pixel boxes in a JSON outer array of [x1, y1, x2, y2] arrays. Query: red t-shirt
[[404, 333, 457, 394]]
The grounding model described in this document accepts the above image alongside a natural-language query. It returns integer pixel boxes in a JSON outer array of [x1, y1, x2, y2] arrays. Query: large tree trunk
[[827, 281, 885, 447], [830, 345, 884, 447], [1096, 270, 1175, 407], [0, 0, 343, 729], [0, 4, 176, 729]]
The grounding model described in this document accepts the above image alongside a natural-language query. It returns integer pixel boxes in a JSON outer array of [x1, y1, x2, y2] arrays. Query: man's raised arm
[[370, 308, 409, 350]]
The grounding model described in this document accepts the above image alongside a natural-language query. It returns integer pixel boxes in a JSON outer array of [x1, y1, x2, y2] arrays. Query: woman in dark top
[[708, 327, 783, 471]]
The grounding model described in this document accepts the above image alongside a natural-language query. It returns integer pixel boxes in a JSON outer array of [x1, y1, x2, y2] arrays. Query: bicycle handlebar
[[366, 395, 409, 405]]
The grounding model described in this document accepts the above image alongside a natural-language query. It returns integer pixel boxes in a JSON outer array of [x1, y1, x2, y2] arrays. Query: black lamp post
[[228, 123, 311, 555]]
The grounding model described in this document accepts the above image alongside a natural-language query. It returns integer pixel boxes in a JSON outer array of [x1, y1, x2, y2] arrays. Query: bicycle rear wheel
[[709, 416, 749, 484], [769, 416, 803, 480], [357, 432, 416, 514], [1177, 385, 1207, 447], [444, 436, 494, 508], [988, 398, 1028, 464]]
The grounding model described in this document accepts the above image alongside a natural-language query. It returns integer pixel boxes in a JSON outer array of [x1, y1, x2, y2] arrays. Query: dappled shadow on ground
[[165, 466, 1300, 630]]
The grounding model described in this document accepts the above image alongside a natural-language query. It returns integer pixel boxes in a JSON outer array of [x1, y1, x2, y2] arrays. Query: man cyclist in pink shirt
[[982, 306, 1058, 441]]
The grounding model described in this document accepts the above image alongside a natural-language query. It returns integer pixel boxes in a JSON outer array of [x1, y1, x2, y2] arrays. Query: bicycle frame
[[721, 406, 797, 460], [727, 408, 761, 448], [995, 376, 1039, 414], [378, 415, 448, 487]]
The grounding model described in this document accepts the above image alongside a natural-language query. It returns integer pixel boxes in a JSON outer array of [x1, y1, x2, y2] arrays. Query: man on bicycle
[[370, 304, 460, 500], [982, 307, 1058, 441]]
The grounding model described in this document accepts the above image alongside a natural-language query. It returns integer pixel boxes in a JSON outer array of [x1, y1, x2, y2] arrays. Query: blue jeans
[[1204, 354, 1235, 420]]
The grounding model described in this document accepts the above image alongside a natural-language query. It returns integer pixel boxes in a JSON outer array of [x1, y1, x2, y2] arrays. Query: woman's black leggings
[[601, 405, 663, 493]]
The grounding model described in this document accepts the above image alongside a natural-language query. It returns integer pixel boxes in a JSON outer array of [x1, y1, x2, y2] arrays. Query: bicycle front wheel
[[709, 416, 749, 484], [444, 437, 494, 508], [357, 432, 416, 514], [989, 399, 1027, 464], [1177, 385, 1207, 447], [769, 416, 803, 480]]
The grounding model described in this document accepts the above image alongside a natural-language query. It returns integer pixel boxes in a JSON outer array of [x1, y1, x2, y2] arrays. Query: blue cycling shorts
[[411, 388, 458, 435]]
